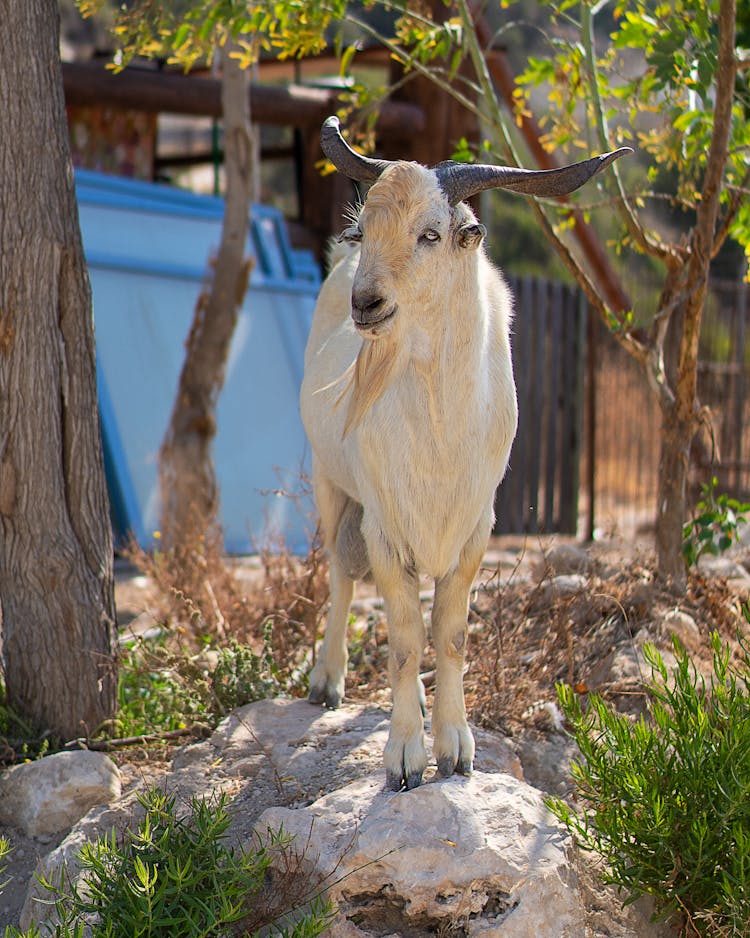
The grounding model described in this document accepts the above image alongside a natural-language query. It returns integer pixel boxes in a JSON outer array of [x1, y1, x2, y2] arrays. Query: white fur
[[300, 162, 518, 789]]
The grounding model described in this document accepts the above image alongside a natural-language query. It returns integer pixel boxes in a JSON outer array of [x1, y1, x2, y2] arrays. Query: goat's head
[[321, 115, 631, 337]]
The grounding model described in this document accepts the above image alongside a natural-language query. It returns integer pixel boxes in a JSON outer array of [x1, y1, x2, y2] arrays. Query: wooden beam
[[62, 60, 424, 134]]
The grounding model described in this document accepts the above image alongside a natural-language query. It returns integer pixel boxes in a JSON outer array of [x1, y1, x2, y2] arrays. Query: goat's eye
[[419, 229, 441, 244], [339, 226, 362, 244]]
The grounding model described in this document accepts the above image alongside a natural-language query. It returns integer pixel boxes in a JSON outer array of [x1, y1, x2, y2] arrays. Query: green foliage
[[0, 834, 11, 894], [548, 634, 750, 936], [10, 786, 333, 938], [115, 624, 301, 740], [683, 476, 750, 568], [77, 0, 348, 71], [512, 0, 749, 263]]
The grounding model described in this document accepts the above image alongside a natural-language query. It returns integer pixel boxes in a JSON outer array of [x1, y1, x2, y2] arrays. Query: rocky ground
[[0, 533, 748, 935]]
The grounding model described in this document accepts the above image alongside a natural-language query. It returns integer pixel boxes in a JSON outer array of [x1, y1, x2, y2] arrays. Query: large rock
[[255, 771, 585, 937], [0, 751, 121, 838], [20, 701, 520, 929], [17, 700, 674, 937]]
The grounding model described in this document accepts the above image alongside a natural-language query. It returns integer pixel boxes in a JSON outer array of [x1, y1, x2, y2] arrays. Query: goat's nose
[[351, 290, 387, 325]]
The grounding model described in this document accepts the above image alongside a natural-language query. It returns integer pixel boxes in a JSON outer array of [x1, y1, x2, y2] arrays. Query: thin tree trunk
[[159, 42, 254, 547], [0, 0, 118, 740], [654, 0, 737, 589]]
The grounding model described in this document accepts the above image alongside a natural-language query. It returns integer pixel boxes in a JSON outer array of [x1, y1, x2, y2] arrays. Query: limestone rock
[[544, 544, 593, 577], [662, 609, 701, 652], [536, 574, 588, 607], [696, 554, 750, 594], [0, 751, 121, 838], [254, 771, 586, 937]]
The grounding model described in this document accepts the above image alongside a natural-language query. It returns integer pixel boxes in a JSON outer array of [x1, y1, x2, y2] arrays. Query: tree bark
[[0, 0, 118, 739], [158, 43, 254, 546]]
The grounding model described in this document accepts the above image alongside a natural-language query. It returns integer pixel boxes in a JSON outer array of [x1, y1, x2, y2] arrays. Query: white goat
[[301, 116, 629, 790]]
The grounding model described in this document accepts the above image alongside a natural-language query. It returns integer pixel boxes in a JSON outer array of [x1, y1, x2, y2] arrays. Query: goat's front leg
[[369, 535, 427, 790], [431, 525, 486, 778]]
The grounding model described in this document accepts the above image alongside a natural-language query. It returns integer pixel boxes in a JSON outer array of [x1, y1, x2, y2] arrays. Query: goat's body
[[301, 170, 518, 788], [302, 244, 516, 580]]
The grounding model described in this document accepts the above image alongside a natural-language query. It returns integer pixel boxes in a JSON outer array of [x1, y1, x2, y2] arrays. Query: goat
[[301, 116, 629, 791]]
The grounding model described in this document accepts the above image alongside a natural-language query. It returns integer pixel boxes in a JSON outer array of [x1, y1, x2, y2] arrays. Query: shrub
[[548, 634, 750, 937], [10, 786, 334, 938], [683, 476, 750, 569], [113, 623, 303, 742]]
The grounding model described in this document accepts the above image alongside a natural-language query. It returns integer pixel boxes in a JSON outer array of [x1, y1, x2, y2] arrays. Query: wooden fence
[[493, 274, 750, 538], [494, 276, 586, 535]]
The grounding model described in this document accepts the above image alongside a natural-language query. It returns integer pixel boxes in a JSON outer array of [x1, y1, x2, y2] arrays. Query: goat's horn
[[320, 116, 392, 183], [435, 148, 633, 205]]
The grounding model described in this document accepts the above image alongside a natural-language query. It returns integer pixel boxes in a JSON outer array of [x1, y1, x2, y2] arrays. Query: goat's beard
[[339, 336, 399, 439]]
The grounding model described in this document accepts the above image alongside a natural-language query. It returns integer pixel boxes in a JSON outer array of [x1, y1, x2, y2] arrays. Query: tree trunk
[[0, 0, 118, 740], [653, 0, 736, 590], [158, 43, 254, 547], [655, 403, 691, 590]]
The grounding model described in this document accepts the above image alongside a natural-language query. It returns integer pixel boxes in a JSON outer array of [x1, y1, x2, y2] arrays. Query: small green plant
[[114, 623, 302, 741], [0, 834, 11, 894], [211, 627, 291, 716], [548, 634, 750, 936], [12, 786, 333, 938], [683, 476, 750, 568]]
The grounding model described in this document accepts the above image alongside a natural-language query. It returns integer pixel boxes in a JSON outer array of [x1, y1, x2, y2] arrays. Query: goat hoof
[[386, 769, 405, 792], [406, 769, 423, 790], [308, 686, 342, 709], [437, 755, 474, 778], [458, 757, 473, 776], [437, 756, 456, 778], [386, 768, 423, 791]]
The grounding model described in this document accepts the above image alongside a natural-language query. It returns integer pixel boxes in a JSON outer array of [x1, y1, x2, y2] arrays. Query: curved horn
[[320, 116, 392, 183], [435, 148, 633, 206]]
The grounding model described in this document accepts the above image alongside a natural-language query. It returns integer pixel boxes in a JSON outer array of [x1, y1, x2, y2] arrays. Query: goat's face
[[340, 163, 486, 338]]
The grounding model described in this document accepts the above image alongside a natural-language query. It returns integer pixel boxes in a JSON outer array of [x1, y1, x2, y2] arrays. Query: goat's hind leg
[[308, 480, 358, 709], [431, 523, 487, 778]]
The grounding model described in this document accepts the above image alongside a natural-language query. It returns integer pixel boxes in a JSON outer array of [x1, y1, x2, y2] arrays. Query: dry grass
[[123, 517, 747, 748], [124, 516, 330, 692], [463, 553, 746, 735]]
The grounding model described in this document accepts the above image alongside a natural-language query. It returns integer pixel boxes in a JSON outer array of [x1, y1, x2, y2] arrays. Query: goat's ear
[[457, 223, 486, 250]]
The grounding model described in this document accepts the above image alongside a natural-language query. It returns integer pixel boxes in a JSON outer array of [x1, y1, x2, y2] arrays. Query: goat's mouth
[[352, 304, 397, 337]]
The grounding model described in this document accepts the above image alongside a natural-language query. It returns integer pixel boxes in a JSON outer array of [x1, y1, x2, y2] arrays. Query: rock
[[697, 555, 750, 593], [662, 609, 701, 652], [514, 729, 580, 796], [20, 701, 520, 929], [537, 574, 588, 606], [544, 544, 592, 577], [0, 751, 121, 838], [254, 772, 586, 937]]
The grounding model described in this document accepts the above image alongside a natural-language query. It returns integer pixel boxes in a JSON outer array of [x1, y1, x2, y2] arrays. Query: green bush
[[115, 624, 300, 740], [548, 634, 750, 937], [683, 476, 750, 569], [10, 786, 333, 938]]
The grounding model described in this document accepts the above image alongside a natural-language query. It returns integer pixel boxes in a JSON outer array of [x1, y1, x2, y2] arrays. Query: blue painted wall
[[77, 170, 318, 554]]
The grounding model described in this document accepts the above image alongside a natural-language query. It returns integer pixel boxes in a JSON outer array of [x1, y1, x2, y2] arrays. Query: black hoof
[[437, 755, 474, 778], [386, 770, 404, 792], [406, 770, 423, 790], [386, 768, 423, 791], [308, 686, 342, 709], [437, 756, 455, 778]]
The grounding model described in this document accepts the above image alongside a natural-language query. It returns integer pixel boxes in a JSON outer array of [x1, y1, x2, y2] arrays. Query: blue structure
[[77, 170, 319, 554]]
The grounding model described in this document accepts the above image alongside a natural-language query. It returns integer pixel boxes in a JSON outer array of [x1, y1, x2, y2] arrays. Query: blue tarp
[[77, 170, 318, 554]]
